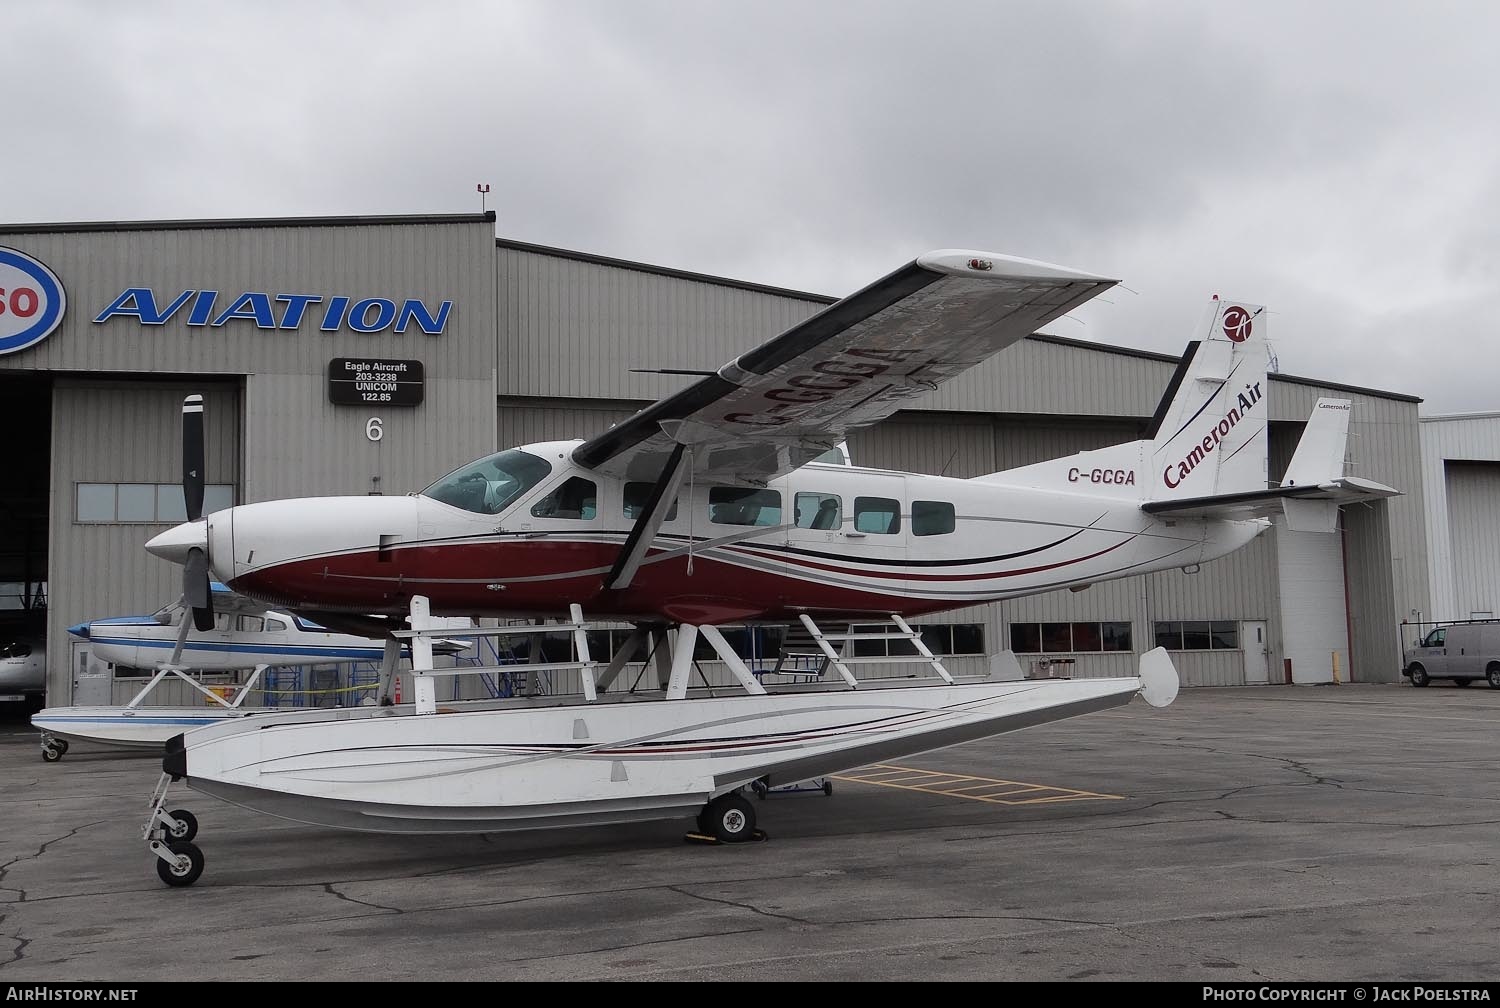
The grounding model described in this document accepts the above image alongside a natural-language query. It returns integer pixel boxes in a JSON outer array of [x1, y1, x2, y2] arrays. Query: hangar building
[[0, 212, 1429, 705]]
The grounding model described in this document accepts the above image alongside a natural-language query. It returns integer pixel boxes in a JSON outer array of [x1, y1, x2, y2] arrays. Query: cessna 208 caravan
[[135, 249, 1398, 886]]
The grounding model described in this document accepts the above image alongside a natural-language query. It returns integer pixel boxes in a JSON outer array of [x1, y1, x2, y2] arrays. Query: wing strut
[[606, 443, 688, 591]]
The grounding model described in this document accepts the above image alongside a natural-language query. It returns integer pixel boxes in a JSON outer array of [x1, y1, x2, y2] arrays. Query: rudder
[[1148, 298, 1272, 499]]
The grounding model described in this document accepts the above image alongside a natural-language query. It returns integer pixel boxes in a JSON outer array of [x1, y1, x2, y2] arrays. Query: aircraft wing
[[572, 250, 1117, 485]]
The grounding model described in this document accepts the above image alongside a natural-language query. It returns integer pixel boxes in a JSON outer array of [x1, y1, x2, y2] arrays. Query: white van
[[1402, 622, 1500, 688]]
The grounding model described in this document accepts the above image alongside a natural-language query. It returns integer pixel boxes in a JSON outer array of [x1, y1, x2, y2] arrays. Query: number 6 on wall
[[366, 417, 383, 442]]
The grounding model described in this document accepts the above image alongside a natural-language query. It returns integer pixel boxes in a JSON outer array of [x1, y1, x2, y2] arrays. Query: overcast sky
[[7, 1, 1499, 414]]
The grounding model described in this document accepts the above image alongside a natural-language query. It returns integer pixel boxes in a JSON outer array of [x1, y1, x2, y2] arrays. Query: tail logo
[[1222, 306, 1253, 343]]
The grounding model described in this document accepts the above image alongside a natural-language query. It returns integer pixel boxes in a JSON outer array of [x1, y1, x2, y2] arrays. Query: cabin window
[[531, 477, 598, 520], [794, 492, 842, 530], [266, 618, 288, 632], [812, 444, 849, 466], [1422, 627, 1446, 647], [623, 482, 678, 521], [421, 449, 552, 516], [853, 496, 901, 534], [1153, 620, 1239, 651], [236, 616, 264, 633], [709, 487, 782, 526], [912, 500, 955, 536]]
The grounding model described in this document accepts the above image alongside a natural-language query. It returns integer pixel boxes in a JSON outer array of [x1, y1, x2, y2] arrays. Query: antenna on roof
[[476, 183, 491, 212]]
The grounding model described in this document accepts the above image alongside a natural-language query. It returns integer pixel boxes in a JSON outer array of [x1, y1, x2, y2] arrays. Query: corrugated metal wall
[[47, 381, 241, 700], [496, 247, 820, 401], [496, 397, 639, 450], [1345, 500, 1398, 681], [244, 372, 494, 501]]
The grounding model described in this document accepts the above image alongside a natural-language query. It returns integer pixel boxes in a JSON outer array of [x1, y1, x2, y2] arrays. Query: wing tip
[[917, 249, 1116, 285]]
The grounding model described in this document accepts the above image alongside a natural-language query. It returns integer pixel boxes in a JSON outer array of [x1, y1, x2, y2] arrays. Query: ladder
[[774, 613, 953, 688]]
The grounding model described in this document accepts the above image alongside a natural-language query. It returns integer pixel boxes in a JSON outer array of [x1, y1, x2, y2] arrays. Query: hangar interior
[[0, 375, 50, 651], [0, 213, 1431, 708]]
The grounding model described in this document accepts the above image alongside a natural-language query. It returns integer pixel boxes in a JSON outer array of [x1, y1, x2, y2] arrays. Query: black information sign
[[328, 358, 425, 406]]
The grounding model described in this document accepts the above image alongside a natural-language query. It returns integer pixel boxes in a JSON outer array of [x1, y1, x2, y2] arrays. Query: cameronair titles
[[1162, 381, 1263, 490]]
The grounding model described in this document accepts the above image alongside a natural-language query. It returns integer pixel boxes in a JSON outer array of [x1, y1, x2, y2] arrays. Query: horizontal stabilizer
[[1144, 397, 1400, 528], [1141, 475, 1401, 524]]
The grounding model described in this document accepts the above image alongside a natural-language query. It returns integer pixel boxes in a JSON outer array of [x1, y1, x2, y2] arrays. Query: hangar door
[[1275, 515, 1350, 684], [1445, 461, 1500, 618]]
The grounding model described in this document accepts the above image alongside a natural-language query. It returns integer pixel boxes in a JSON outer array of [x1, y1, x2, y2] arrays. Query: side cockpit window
[[531, 477, 598, 520], [422, 449, 553, 516]]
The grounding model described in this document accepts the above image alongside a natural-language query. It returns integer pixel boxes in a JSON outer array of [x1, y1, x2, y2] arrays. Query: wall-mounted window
[[578, 623, 983, 667], [709, 487, 782, 527], [850, 622, 984, 657], [1010, 621, 1133, 653], [76, 483, 234, 524], [1153, 620, 1239, 651]]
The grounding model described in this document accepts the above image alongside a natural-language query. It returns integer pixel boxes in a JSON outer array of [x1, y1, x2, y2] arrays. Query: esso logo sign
[[0, 246, 67, 356]]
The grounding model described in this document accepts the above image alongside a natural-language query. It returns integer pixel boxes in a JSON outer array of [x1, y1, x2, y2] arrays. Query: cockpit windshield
[[421, 449, 553, 515]]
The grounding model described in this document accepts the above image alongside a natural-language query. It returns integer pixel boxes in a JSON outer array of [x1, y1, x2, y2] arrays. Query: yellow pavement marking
[[829, 763, 1124, 806]]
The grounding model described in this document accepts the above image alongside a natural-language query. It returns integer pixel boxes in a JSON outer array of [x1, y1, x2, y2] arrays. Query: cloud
[[6, 0, 1499, 411]]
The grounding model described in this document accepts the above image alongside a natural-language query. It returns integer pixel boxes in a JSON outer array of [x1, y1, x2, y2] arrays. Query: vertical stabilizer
[[1279, 398, 1353, 532], [1282, 399, 1351, 488], [1148, 299, 1272, 499]]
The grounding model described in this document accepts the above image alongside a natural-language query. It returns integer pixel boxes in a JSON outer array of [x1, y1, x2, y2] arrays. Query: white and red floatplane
[[133, 250, 1397, 886]]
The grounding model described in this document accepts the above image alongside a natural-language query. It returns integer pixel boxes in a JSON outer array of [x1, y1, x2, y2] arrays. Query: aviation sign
[[328, 357, 425, 406]]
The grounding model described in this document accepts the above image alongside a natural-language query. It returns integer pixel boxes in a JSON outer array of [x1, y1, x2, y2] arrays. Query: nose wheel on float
[[143, 772, 205, 887], [39, 735, 69, 762]]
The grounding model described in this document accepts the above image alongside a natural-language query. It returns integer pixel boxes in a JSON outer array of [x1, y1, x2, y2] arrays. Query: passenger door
[[786, 488, 845, 554], [1410, 627, 1448, 677], [803, 472, 908, 576]]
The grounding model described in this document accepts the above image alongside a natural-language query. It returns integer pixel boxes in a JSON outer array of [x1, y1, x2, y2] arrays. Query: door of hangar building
[[1275, 514, 1351, 684]]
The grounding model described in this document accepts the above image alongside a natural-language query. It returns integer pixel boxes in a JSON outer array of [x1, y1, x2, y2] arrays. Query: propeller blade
[[185, 548, 214, 632], [183, 394, 205, 522]]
